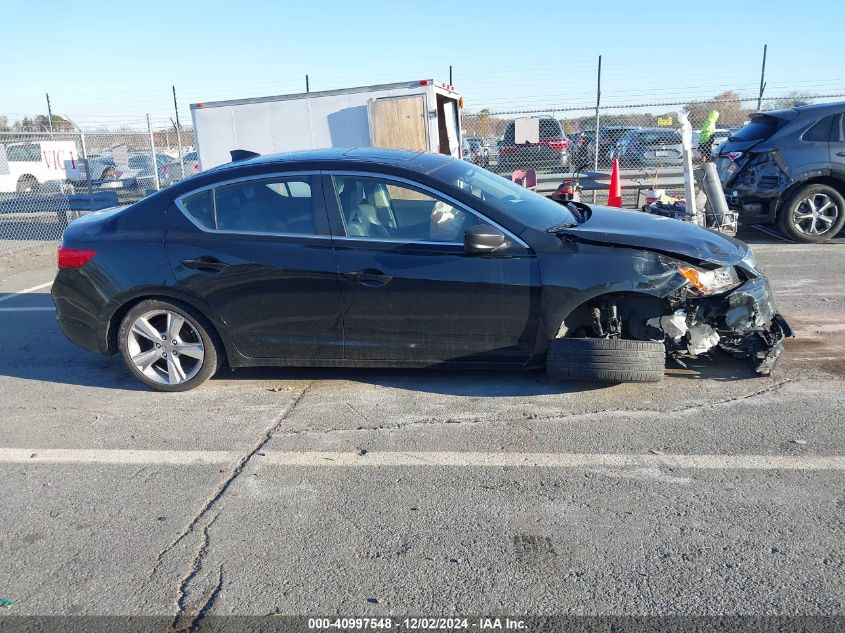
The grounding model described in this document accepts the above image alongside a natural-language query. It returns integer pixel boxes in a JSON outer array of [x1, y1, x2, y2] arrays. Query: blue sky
[[2, 0, 843, 129]]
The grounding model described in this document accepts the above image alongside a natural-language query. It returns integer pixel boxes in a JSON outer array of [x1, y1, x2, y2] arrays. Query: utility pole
[[449, 65, 453, 85], [45, 93, 54, 136], [592, 55, 602, 202], [172, 85, 184, 171], [306, 74, 310, 92], [757, 44, 768, 111]]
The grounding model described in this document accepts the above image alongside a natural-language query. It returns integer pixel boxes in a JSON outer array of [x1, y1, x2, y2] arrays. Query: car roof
[[753, 101, 845, 122], [204, 147, 457, 177]]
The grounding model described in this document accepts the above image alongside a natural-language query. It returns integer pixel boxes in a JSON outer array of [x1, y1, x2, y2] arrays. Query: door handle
[[837, 152, 845, 157], [182, 256, 229, 272], [344, 268, 392, 287]]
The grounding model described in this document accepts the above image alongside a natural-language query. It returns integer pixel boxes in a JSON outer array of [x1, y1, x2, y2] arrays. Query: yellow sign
[[657, 116, 674, 127]]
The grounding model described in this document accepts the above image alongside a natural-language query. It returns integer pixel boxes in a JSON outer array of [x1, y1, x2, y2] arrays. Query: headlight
[[677, 265, 742, 296]]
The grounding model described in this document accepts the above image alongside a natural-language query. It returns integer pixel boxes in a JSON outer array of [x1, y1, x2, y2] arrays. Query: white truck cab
[[190, 80, 463, 170]]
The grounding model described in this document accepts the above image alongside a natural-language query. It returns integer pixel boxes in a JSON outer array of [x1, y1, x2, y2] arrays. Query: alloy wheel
[[126, 309, 205, 385], [792, 193, 840, 236]]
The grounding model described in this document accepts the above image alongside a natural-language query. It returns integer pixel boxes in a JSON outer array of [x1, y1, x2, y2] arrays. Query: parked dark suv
[[719, 102, 845, 243], [498, 117, 569, 172]]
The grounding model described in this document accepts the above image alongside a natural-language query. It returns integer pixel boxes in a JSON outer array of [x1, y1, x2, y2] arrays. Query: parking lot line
[[0, 280, 53, 303], [1, 449, 843, 471], [0, 307, 55, 312]]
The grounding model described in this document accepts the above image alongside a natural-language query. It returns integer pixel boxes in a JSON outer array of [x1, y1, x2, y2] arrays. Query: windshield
[[433, 160, 578, 230]]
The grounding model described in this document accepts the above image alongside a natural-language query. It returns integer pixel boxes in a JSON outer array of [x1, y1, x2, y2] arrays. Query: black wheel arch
[[104, 288, 236, 365], [775, 172, 845, 216], [548, 290, 672, 345]]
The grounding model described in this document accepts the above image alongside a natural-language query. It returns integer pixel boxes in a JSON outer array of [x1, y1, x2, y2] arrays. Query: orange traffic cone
[[607, 158, 622, 208]]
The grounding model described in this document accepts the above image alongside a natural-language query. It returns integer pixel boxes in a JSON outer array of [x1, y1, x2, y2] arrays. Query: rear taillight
[[543, 138, 569, 151], [57, 247, 96, 269], [499, 146, 517, 155]]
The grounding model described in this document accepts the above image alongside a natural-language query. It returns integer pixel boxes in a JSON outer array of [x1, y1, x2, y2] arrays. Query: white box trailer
[[190, 80, 463, 170]]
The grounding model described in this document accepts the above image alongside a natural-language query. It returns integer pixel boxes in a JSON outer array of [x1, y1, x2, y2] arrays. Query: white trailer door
[[368, 95, 428, 151]]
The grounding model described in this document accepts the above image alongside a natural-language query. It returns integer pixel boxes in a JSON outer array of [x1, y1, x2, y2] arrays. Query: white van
[[0, 140, 79, 193]]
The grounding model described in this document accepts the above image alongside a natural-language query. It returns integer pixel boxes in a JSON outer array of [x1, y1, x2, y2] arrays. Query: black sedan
[[52, 148, 791, 391]]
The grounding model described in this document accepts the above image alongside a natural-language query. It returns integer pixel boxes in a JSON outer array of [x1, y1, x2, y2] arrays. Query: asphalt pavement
[[0, 228, 843, 625]]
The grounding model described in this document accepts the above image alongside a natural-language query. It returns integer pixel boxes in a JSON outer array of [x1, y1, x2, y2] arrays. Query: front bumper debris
[[648, 277, 793, 375]]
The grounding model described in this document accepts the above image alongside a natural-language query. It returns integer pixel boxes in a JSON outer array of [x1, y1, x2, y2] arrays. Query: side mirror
[[464, 224, 506, 254]]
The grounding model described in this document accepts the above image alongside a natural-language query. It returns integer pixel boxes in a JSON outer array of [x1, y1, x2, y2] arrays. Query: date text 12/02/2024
[[307, 617, 528, 630]]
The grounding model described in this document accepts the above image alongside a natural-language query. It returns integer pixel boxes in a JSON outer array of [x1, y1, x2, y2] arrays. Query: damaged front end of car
[[643, 255, 793, 375]]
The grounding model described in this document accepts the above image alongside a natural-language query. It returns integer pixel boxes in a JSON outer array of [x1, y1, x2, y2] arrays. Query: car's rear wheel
[[547, 337, 665, 383], [778, 184, 845, 243], [16, 175, 38, 194], [117, 299, 221, 392]]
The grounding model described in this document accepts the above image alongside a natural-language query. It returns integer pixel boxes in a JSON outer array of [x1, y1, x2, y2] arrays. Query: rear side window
[[731, 115, 783, 142], [179, 176, 321, 235], [803, 115, 835, 142], [181, 189, 214, 229], [838, 115, 845, 143]]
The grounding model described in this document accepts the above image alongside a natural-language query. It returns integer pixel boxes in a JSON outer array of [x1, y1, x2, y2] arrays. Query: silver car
[[611, 128, 684, 168]]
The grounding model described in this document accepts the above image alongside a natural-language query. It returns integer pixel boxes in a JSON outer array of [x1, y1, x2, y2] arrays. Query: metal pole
[[147, 114, 160, 191], [449, 65, 453, 85], [80, 131, 93, 203], [592, 55, 602, 202], [306, 74, 310, 92], [757, 44, 767, 111], [46, 93, 54, 137], [172, 85, 184, 177]]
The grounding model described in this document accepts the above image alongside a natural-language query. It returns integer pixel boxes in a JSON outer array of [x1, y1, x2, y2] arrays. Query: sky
[[2, 0, 844, 130]]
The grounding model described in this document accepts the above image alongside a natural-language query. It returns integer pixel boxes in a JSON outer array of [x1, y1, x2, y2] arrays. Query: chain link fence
[[0, 128, 195, 255], [1, 91, 842, 256]]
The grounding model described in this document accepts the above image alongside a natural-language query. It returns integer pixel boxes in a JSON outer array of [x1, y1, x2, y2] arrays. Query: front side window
[[179, 176, 320, 235], [333, 176, 478, 242]]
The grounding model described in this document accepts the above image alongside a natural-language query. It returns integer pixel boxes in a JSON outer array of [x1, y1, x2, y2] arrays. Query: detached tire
[[547, 338, 665, 383]]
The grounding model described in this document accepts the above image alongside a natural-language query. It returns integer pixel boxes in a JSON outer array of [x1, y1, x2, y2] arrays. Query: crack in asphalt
[[173, 563, 224, 633], [265, 378, 794, 437], [171, 513, 219, 631], [147, 382, 313, 581]]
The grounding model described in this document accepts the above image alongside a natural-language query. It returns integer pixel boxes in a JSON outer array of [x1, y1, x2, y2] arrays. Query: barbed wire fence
[[1, 90, 843, 256]]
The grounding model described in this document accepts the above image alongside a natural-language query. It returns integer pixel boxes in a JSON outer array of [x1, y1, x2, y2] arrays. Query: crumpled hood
[[560, 205, 748, 267]]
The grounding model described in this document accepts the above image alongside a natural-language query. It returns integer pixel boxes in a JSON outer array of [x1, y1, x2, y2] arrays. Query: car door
[[323, 172, 541, 364], [165, 173, 343, 360]]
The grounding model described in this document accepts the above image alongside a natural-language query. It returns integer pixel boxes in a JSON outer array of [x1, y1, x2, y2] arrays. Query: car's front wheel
[[117, 299, 222, 392], [547, 337, 665, 383], [778, 184, 845, 243]]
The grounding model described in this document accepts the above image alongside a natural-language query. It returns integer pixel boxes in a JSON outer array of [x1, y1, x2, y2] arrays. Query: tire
[[777, 183, 845, 243], [547, 337, 665, 383], [101, 167, 119, 180], [117, 299, 222, 392], [16, 175, 38, 194]]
